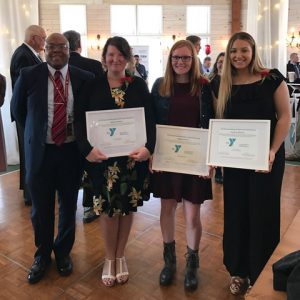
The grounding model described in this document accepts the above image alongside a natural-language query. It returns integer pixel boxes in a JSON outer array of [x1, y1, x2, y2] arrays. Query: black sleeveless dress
[[222, 69, 286, 284]]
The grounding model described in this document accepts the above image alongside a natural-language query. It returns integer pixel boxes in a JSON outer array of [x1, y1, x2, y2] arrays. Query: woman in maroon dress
[[150, 40, 214, 291]]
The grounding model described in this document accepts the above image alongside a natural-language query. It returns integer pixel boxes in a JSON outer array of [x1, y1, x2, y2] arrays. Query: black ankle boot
[[159, 241, 176, 286], [184, 246, 199, 291]]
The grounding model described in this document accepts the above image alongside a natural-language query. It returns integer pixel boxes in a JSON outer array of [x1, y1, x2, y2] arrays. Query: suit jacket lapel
[[23, 43, 42, 65], [69, 66, 81, 100]]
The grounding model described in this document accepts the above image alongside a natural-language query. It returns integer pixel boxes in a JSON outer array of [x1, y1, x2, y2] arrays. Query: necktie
[[51, 71, 66, 145]]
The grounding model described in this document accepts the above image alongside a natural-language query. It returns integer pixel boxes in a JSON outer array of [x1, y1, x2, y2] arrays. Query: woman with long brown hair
[[217, 32, 290, 295], [150, 40, 214, 291]]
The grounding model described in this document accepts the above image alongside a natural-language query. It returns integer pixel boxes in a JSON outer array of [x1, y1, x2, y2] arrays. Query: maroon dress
[[151, 82, 212, 204]]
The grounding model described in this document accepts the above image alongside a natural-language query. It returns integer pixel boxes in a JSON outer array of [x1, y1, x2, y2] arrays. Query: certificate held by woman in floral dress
[[86, 107, 147, 157]]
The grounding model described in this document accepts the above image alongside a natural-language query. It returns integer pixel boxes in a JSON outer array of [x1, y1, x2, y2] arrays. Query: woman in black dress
[[74, 37, 155, 287], [151, 40, 214, 291], [216, 32, 291, 295]]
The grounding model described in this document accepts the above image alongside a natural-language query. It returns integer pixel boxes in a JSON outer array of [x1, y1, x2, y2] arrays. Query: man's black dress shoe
[[56, 256, 73, 276], [27, 258, 50, 284]]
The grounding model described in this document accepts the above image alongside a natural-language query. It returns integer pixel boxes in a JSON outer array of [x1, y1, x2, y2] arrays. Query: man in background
[[63, 30, 103, 223], [0, 73, 7, 172], [186, 35, 203, 75], [202, 56, 212, 77], [10, 25, 47, 206], [287, 52, 300, 82], [134, 54, 148, 81], [63, 30, 104, 78]]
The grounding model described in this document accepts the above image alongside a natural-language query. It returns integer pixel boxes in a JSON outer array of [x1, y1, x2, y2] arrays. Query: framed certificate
[[86, 107, 147, 157], [152, 125, 209, 176], [206, 119, 270, 171]]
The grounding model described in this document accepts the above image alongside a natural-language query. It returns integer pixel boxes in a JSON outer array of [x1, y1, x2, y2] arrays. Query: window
[[110, 5, 163, 88], [110, 5, 136, 35], [137, 6, 162, 35], [186, 6, 210, 35], [111, 5, 162, 36], [186, 6, 211, 62], [59, 5, 87, 56]]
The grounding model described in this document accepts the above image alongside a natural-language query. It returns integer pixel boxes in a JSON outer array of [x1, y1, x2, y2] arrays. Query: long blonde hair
[[217, 32, 265, 118], [159, 40, 203, 97]]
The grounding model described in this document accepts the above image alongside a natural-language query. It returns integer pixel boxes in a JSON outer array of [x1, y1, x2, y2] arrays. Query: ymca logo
[[173, 144, 181, 153], [108, 128, 116, 136], [228, 138, 236, 147]]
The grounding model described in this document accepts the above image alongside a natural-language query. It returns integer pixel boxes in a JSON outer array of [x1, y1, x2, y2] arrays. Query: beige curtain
[[0, 0, 38, 164]]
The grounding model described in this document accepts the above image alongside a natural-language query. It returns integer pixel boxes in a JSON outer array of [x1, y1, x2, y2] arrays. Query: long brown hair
[[217, 32, 265, 118], [159, 40, 204, 97]]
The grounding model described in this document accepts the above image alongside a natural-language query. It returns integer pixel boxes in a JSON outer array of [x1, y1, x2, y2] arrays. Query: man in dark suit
[[134, 54, 148, 81], [10, 25, 46, 205], [63, 30, 103, 223], [287, 52, 300, 82], [63, 30, 104, 78], [0, 73, 7, 172], [11, 33, 94, 284]]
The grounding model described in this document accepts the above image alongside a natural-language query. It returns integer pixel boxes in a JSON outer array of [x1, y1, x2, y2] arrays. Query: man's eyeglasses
[[171, 56, 193, 62], [45, 44, 69, 51]]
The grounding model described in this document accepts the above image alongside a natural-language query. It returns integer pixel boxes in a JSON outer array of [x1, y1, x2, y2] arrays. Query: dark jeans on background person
[[28, 142, 82, 261]]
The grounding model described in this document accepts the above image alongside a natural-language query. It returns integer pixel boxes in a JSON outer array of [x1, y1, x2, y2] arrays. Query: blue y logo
[[174, 145, 181, 153], [228, 138, 236, 147], [108, 128, 116, 136]]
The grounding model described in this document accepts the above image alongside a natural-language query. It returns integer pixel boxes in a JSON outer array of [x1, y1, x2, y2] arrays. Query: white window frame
[[59, 4, 88, 57], [186, 5, 211, 35], [110, 5, 136, 35], [111, 5, 162, 36]]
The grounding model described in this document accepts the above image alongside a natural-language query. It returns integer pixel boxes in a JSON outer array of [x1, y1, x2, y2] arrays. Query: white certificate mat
[[152, 125, 209, 176], [206, 119, 270, 171], [86, 107, 147, 157]]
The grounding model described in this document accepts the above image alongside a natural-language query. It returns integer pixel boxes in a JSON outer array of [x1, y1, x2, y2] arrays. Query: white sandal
[[116, 257, 129, 284], [102, 259, 116, 287]]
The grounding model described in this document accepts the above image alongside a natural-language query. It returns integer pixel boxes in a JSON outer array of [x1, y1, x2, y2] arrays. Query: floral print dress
[[75, 73, 155, 217]]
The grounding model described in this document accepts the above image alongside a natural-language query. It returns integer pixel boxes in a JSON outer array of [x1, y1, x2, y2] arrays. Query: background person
[[133, 54, 148, 81], [150, 39, 214, 291], [209, 52, 225, 184], [287, 52, 300, 82], [186, 35, 203, 75], [74, 36, 155, 287], [0, 72, 7, 172], [10, 24, 47, 206], [202, 56, 212, 76], [217, 31, 291, 295], [11, 33, 94, 284], [63, 29, 104, 224]]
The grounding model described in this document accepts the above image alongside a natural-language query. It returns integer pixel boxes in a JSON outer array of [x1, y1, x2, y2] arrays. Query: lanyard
[[49, 70, 70, 104]]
